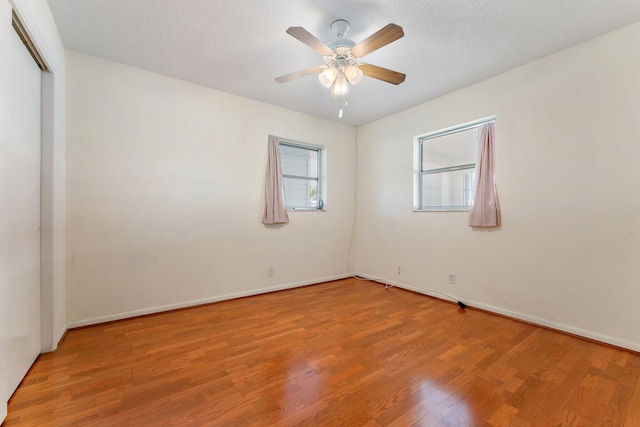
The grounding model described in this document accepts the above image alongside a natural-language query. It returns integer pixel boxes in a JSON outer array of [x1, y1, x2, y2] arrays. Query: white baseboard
[[66, 274, 351, 329], [354, 272, 640, 353], [53, 323, 67, 350], [461, 298, 640, 353]]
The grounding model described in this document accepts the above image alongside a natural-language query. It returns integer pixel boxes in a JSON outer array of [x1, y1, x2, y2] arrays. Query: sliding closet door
[[5, 18, 42, 397]]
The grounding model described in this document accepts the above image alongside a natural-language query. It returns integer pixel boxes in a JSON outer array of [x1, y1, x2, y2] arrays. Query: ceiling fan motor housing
[[324, 47, 358, 71], [331, 19, 350, 39], [328, 19, 356, 51]]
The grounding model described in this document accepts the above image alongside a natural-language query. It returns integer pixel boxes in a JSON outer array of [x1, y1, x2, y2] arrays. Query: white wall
[[65, 51, 356, 326], [355, 21, 640, 351]]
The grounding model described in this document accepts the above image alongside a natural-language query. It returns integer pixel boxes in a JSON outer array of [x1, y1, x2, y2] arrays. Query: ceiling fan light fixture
[[330, 72, 349, 101], [318, 67, 338, 88], [344, 65, 363, 85]]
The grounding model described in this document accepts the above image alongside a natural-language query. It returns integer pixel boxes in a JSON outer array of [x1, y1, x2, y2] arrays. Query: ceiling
[[46, 0, 640, 126]]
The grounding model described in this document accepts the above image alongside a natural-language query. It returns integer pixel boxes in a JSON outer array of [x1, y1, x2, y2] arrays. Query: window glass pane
[[281, 145, 318, 178], [462, 172, 474, 206], [422, 127, 477, 171], [283, 177, 318, 208], [421, 169, 475, 209]]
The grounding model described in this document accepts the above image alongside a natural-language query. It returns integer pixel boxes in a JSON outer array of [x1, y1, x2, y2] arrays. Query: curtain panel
[[262, 136, 289, 225], [468, 122, 501, 227]]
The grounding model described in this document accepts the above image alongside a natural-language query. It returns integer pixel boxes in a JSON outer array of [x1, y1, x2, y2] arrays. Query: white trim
[[9, 1, 57, 72], [354, 272, 640, 353], [353, 273, 459, 303], [272, 135, 325, 151], [54, 324, 67, 348], [463, 299, 640, 353], [417, 115, 496, 141], [66, 274, 351, 329]]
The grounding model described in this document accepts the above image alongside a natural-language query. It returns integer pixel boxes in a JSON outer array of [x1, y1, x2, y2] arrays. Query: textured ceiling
[[47, 0, 640, 126]]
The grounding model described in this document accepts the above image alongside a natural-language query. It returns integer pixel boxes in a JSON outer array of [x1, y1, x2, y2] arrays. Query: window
[[414, 116, 495, 211], [279, 139, 326, 210]]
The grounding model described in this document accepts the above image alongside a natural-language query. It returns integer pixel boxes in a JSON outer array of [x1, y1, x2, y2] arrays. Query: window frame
[[413, 116, 495, 212], [277, 137, 326, 211]]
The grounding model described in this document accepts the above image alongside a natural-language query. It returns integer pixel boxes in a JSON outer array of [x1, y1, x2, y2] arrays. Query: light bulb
[[318, 67, 338, 88], [344, 65, 363, 85], [338, 108, 343, 118]]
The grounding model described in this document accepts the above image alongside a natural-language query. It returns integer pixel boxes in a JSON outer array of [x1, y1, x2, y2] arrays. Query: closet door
[[5, 18, 42, 398]]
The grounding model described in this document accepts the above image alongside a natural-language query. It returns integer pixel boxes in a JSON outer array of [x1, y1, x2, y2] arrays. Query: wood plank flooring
[[5, 278, 640, 426]]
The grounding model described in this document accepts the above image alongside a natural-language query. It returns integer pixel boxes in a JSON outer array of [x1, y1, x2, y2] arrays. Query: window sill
[[413, 208, 470, 212], [287, 208, 326, 212]]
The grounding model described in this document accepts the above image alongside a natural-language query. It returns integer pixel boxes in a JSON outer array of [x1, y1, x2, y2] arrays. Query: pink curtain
[[262, 136, 289, 225], [468, 122, 500, 227]]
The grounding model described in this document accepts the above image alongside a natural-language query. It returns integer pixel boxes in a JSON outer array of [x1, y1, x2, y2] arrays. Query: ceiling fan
[[275, 19, 406, 118]]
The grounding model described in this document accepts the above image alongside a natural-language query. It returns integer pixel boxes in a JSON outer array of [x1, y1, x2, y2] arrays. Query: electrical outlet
[[448, 273, 456, 285], [268, 267, 274, 277], [397, 266, 401, 275]]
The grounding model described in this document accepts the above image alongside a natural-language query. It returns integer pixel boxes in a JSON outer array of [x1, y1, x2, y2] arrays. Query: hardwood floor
[[5, 278, 640, 426]]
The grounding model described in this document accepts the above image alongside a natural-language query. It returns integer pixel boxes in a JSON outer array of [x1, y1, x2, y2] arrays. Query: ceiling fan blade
[[275, 65, 325, 83], [286, 27, 334, 56], [351, 23, 404, 58], [360, 63, 406, 85]]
